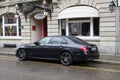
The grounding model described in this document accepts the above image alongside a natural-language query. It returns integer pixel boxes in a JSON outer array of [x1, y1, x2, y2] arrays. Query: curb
[[0, 52, 120, 65], [0, 52, 15, 56]]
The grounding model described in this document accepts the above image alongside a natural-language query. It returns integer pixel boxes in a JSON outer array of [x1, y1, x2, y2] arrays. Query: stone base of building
[[98, 46, 116, 55]]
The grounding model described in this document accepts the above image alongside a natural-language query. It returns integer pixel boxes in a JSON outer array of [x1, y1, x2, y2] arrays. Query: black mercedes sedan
[[16, 36, 99, 66]]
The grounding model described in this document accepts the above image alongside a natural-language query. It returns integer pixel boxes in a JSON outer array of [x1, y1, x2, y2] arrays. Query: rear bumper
[[73, 52, 100, 61]]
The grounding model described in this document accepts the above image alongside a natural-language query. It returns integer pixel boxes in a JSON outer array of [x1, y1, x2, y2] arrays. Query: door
[[31, 15, 47, 43], [30, 37, 51, 58], [28, 45, 47, 58], [42, 17, 47, 37], [31, 15, 42, 43], [45, 37, 67, 59]]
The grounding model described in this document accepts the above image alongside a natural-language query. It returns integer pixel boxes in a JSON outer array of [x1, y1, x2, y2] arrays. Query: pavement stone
[[0, 48, 120, 64], [95, 55, 120, 64]]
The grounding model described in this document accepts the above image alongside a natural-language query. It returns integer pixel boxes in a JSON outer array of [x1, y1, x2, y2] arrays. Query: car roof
[[47, 36, 82, 40], [47, 36, 75, 38]]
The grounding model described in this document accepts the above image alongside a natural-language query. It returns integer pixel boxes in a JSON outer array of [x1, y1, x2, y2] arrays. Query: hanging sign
[[34, 13, 45, 20]]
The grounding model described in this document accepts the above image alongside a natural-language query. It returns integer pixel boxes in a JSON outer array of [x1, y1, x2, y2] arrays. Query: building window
[[93, 18, 99, 36], [61, 19, 66, 35], [0, 17, 3, 36], [59, 18, 99, 39], [5, 26, 17, 36], [69, 22, 90, 36], [0, 13, 21, 37], [4, 13, 16, 24]]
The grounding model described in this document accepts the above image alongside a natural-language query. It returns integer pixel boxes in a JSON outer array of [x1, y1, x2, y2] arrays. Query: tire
[[17, 49, 27, 61], [60, 52, 73, 66]]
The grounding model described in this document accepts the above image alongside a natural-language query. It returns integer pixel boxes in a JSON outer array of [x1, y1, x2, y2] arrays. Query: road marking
[[0, 55, 120, 73], [37, 62, 120, 73], [0, 56, 18, 61], [72, 66, 120, 73]]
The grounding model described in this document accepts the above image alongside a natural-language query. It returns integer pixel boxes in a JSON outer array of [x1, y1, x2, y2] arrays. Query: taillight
[[80, 46, 89, 52]]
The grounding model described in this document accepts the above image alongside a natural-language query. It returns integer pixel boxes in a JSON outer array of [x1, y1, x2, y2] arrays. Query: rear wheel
[[17, 49, 27, 61], [60, 52, 73, 66]]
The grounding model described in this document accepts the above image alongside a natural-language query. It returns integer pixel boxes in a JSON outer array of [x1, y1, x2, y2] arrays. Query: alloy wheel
[[17, 49, 27, 61], [60, 52, 72, 66]]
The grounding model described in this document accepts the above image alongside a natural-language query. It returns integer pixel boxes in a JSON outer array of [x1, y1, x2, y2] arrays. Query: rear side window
[[49, 37, 67, 44], [67, 36, 87, 44]]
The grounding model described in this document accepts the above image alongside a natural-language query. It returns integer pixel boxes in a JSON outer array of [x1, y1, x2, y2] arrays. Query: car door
[[45, 37, 68, 59], [29, 37, 51, 58]]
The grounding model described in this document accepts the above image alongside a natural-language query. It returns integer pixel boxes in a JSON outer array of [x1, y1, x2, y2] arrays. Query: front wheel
[[60, 52, 73, 66], [17, 49, 27, 61]]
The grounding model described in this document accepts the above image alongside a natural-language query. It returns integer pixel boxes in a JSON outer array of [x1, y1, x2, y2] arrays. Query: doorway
[[31, 15, 47, 43]]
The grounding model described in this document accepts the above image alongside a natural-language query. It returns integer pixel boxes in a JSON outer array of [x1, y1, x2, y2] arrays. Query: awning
[[58, 6, 99, 19]]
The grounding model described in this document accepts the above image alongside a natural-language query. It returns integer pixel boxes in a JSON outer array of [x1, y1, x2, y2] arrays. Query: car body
[[16, 36, 99, 65]]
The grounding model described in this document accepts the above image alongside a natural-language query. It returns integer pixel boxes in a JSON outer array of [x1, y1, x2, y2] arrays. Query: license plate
[[92, 48, 96, 51]]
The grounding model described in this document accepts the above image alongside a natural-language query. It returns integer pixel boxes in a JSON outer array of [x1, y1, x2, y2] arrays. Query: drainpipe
[[115, 0, 119, 55]]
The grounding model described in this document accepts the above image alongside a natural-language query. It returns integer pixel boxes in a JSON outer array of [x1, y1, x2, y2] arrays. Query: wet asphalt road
[[0, 55, 120, 80]]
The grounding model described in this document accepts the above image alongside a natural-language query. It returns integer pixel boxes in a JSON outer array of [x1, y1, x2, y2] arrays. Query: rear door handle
[[60, 45, 63, 48]]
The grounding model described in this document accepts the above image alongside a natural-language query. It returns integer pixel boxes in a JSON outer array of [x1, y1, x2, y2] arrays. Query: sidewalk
[[0, 47, 16, 56], [0, 48, 120, 64], [95, 55, 120, 64]]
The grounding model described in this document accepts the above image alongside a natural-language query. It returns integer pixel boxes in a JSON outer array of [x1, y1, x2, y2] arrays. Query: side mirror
[[34, 42, 39, 45]]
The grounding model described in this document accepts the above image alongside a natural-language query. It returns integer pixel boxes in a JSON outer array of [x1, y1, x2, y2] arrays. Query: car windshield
[[66, 36, 88, 45]]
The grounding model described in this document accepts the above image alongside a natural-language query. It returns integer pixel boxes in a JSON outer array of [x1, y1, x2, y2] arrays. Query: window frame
[[0, 13, 21, 39]]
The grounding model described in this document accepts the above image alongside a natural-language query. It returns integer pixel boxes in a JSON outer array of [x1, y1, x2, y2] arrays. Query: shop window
[[0, 13, 21, 37], [60, 18, 99, 39], [69, 23, 90, 36]]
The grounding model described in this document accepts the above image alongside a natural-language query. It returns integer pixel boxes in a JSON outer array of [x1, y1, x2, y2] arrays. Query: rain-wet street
[[0, 55, 120, 80]]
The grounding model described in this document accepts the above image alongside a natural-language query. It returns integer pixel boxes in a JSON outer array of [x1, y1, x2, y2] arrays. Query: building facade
[[0, 0, 120, 55]]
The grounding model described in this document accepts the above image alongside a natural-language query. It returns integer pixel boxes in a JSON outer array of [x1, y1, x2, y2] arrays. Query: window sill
[[0, 36, 22, 40], [76, 36, 100, 41]]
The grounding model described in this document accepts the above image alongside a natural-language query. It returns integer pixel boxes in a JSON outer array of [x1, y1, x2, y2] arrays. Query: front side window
[[39, 37, 51, 44], [0, 13, 21, 37]]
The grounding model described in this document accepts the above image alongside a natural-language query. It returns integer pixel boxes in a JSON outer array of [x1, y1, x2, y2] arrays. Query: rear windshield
[[67, 36, 88, 45]]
